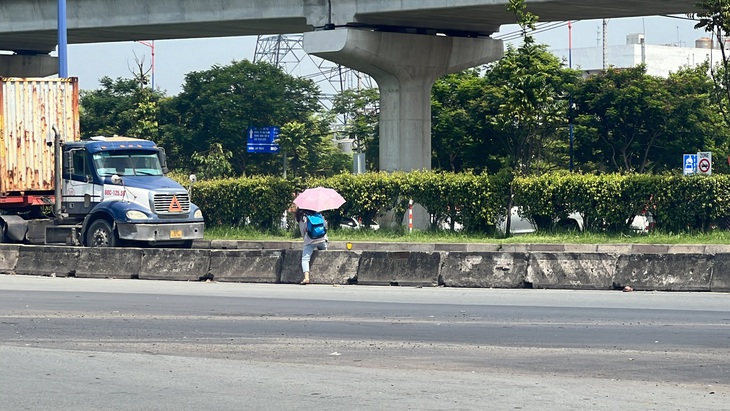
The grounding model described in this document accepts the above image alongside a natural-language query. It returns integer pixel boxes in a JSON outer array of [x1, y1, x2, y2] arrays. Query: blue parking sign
[[683, 154, 697, 176]]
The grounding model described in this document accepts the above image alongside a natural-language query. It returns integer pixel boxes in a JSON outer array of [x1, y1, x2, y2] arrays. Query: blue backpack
[[306, 213, 327, 239]]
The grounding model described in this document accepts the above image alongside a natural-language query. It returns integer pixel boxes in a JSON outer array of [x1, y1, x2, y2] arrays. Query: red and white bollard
[[408, 199, 413, 234]]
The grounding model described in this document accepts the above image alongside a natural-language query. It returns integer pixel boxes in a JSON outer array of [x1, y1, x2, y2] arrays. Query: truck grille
[[153, 193, 191, 214]]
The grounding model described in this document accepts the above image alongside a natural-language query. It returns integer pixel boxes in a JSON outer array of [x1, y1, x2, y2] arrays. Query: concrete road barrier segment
[[709, 253, 730, 292], [0, 244, 19, 274], [614, 254, 713, 291], [16, 245, 79, 277], [440, 252, 528, 288], [139, 248, 211, 281], [356, 251, 442, 286], [76, 247, 143, 279], [279, 250, 360, 285], [527, 252, 618, 290], [209, 249, 282, 283]]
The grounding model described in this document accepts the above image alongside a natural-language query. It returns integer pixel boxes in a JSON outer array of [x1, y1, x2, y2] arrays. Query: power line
[[495, 21, 573, 42]]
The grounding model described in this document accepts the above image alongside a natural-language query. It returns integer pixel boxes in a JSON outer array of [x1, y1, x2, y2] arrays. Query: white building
[[551, 33, 727, 78]]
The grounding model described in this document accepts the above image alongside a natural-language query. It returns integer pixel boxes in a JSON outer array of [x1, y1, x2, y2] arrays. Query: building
[[551, 33, 726, 77]]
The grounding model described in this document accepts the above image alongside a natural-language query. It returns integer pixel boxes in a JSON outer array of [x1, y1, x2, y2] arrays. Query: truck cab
[[60, 136, 204, 247]]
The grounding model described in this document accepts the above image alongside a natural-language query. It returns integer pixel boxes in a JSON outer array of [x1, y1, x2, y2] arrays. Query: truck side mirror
[[158, 148, 169, 174]]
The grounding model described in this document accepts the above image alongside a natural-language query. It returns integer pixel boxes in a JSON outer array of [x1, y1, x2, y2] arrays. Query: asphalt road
[[1, 275, 729, 410]]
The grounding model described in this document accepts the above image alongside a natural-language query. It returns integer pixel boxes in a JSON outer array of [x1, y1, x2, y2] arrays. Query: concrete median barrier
[[614, 254, 713, 291], [527, 252, 618, 289], [16, 245, 79, 277], [8, 243, 730, 292], [710, 253, 730, 292], [139, 248, 211, 281], [0, 244, 19, 274], [209, 249, 282, 283], [356, 251, 442, 286], [441, 252, 528, 288], [76, 247, 143, 279], [279, 250, 360, 285]]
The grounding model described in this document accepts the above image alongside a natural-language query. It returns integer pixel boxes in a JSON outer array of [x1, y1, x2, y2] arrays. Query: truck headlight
[[194, 209, 203, 219], [126, 210, 150, 220]]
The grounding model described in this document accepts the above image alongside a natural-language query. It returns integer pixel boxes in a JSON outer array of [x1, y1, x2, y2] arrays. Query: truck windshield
[[93, 150, 164, 177]]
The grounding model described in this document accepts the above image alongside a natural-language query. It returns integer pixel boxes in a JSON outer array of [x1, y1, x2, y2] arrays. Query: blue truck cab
[[62, 136, 204, 247]]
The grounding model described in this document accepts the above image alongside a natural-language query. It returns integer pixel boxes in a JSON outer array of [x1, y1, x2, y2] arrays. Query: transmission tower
[[253, 34, 373, 113]]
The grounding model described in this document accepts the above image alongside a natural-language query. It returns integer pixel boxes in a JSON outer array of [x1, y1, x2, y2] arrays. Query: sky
[[65, 14, 708, 96]]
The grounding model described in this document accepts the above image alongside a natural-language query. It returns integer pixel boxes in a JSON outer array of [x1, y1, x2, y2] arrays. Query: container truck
[[0, 77, 204, 247]]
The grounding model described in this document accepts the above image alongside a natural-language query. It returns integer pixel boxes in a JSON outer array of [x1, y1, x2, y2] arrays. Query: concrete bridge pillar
[[304, 28, 503, 172], [0, 54, 58, 77], [304, 29, 502, 229]]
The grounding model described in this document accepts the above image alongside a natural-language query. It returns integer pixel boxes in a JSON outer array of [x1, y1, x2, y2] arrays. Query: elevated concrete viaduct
[[0, 0, 699, 176]]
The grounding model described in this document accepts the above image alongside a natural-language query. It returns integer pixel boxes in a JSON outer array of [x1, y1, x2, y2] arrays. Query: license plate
[[170, 230, 183, 239]]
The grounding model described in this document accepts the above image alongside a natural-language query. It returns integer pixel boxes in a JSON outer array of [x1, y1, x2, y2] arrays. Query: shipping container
[[0, 77, 79, 196]]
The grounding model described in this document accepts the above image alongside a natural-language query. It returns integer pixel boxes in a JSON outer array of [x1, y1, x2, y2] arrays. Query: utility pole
[[568, 21, 574, 172], [602, 18, 608, 70]]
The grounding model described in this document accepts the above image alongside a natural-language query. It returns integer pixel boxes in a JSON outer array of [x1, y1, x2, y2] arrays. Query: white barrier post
[[408, 199, 413, 234]]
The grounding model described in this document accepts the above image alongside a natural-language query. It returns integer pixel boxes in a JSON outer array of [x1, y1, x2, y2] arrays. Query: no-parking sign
[[698, 152, 712, 175]]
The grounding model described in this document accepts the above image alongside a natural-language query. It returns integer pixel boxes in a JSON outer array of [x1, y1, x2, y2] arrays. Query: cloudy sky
[[65, 14, 706, 95]]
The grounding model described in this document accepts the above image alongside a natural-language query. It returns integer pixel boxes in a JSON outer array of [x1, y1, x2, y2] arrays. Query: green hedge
[[181, 171, 730, 234], [190, 175, 294, 230], [513, 173, 730, 233]]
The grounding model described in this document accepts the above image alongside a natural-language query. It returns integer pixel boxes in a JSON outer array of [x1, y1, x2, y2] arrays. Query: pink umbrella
[[293, 187, 346, 212]]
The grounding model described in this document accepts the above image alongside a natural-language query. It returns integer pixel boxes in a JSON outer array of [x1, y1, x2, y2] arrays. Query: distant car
[[437, 216, 464, 231], [629, 212, 655, 233], [497, 207, 584, 235], [339, 217, 380, 230], [498, 206, 656, 235]]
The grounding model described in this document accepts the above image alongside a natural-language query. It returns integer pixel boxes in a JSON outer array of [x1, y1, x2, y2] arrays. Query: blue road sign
[[247, 144, 280, 153], [683, 153, 697, 176], [247, 126, 280, 153]]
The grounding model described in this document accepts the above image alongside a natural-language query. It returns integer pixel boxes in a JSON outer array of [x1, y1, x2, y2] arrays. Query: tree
[[79, 76, 164, 139], [480, 43, 579, 175], [330, 88, 380, 171], [190, 143, 234, 180], [277, 117, 351, 179], [163, 60, 322, 176], [689, 1, 730, 128], [571, 64, 724, 173], [431, 69, 500, 173], [464, 0, 579, 176], [663, 63, 729, 173]]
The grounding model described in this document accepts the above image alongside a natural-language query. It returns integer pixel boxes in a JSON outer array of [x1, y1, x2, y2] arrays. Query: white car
[[629, 212, 655, 233], [339, 217, 380, 230], [497, 207, 584, 235]]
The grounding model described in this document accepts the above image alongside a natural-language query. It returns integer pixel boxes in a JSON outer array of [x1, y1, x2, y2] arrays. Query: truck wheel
[[86, 220, 117, 247]]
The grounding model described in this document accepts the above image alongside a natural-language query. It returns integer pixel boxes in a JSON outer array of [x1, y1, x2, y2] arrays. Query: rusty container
[[0, 77, 79, 196]]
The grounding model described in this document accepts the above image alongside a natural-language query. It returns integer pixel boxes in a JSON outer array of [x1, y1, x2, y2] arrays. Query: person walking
[[296, 207, 328, 285]]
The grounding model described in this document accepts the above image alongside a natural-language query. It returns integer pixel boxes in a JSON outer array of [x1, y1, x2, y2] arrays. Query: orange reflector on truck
[[168, 196, 183, 212]]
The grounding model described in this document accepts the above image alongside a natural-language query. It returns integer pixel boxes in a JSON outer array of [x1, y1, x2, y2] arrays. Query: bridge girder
[[0, 0, 700, 53]]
